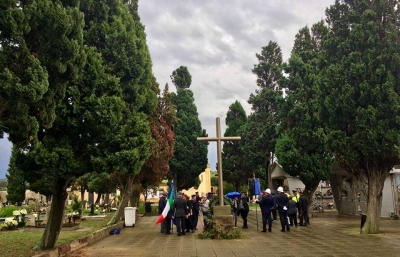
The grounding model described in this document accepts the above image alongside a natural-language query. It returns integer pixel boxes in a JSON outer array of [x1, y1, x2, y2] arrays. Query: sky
[[0, 0, 335, 179]]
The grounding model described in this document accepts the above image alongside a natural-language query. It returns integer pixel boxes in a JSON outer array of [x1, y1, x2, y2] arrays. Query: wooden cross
[[197, 117, 241, 206]]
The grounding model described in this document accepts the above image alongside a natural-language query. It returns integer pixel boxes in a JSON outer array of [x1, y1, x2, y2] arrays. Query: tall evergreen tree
[[6, 146, 26, 205], [319, 0, 400, 234], [81, 0, 157, 225], [0, 0, 85, 148], [276, 22, 333, 201], [241, 41, 284, 187], [170, 66, 192, 89], [134, 81, 176, 191], [222, 101, 249, 191], [16, 0, 156, 248], [169, 67, 208, 190]]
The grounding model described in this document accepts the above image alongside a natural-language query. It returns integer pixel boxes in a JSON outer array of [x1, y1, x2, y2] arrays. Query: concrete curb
[[32, 221, 125, 257]]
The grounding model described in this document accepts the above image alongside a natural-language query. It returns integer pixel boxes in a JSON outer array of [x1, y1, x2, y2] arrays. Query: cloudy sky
[[0, 0, 334, 179]]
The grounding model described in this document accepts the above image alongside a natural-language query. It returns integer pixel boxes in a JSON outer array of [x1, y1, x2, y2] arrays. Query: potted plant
[[1, 220, 18, 230]]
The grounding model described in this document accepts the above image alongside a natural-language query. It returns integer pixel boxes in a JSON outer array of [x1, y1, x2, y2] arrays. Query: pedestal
[[212, 206, 234, 233]]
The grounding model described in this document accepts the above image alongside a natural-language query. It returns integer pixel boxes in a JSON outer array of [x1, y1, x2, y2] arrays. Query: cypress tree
[[169, 67, 208, 190]]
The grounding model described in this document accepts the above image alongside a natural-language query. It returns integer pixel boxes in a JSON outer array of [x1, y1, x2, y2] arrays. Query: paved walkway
[[66, 210, 400, 257]]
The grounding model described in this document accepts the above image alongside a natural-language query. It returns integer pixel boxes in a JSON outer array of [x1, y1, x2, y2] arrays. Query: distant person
[[164, 207, 173, 235], [256, 189, 275, 232], [190, 194, 199, 231], [232, 196, 239, 227], [172, 192, 188, 236], [298, 191, 309, 226], [158, 192, 167, 233], [184, 194, 193, 233], [200, 195, 210, 229], [239, 194, 250, 229], [288, 196, 298, 227], [276, 186, 290, 232]]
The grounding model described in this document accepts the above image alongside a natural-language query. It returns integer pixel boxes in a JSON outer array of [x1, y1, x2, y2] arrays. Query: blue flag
[[254, 178, 261, 195]]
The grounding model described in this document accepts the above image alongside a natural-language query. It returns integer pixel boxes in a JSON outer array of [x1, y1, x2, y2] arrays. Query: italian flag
[[155, 183, 175, 224]]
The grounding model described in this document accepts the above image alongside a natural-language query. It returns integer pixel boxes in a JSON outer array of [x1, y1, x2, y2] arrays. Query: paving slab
[[65, 210, 400, 257]]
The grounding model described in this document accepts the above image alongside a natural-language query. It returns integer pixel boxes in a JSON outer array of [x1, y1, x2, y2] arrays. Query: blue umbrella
[[225, 191, 241, 199]]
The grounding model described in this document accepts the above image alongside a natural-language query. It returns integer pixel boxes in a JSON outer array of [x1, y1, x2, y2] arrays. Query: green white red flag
[[155, 182, 174, 224]]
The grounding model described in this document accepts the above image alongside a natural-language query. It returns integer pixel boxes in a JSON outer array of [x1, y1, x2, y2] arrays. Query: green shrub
[[71, 195, 82, 216], [137, 203, 145, 212], [0, 206, 20, 217], [25, 203, 37, 214], [198, 216, 242, 240]]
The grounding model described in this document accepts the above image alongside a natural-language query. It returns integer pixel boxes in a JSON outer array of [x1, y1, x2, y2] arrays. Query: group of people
[[256, 186, 309, 232], [158, 187, 310, 235], [158, 191, 214, 236]]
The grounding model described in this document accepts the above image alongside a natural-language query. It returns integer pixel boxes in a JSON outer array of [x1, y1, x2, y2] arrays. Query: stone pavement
[[65, 210, 400, 257]]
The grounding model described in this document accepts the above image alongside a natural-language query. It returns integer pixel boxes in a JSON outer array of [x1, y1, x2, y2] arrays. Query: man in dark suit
[[275, 186, 290, 232], [189, 194, 199, 231], [298, 191, 309, 226], [256, 189, 275, 232], [172, 192, 188, 236], [158, 192, 167, 233]]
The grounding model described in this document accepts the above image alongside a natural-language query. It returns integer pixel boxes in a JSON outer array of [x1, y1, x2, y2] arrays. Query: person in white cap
[[276, 186, 290, 232], [255, 188, 275, 232]]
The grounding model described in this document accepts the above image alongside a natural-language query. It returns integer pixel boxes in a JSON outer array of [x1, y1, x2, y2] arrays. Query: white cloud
[[139, 0, 335, 170]]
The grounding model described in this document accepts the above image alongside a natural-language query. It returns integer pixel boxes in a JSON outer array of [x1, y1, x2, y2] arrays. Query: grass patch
[[249, 202, 259, 211], [0, 213, 114, 257]]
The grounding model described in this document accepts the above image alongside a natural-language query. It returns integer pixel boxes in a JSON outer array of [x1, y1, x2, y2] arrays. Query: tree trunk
[[35, 178, 68, 250], [105, 190, 110, 206], [130, 185, 141, 207], [80, 187, 85, 210], [362, 170, 386, 234], [129, 190, 136, 207], [95, 193, 102, 205], [80, 187, 85, 203], [304, 181, 320, 211], [107, 177, 135, 225]]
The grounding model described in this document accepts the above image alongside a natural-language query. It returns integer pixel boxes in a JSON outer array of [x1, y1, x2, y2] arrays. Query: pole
[[216, 117, 224, 206], [255, 199, 259, 231]]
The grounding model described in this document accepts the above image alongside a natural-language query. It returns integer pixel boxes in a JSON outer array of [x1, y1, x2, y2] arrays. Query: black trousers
[[165, 218, 172, 234], [192, 213, 198, 230], [261, 212, 272, 231], [240, 210, 249, 227], [299, 211, 309, 225], [279, 211, 290, 231], [176, 217, 186, 235], [272, 208, 277, 220], [185, 215, 193, 231], [289, 213, 297, 226]]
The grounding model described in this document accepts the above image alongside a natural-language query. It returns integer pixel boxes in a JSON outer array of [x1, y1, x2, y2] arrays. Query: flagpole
[[254, 175, 259, 231], [171, 180, 174, 234]]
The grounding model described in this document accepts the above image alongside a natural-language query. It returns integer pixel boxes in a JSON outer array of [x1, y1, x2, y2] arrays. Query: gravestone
[[29, 215, 36, 226]]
